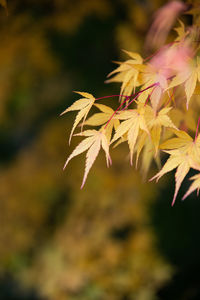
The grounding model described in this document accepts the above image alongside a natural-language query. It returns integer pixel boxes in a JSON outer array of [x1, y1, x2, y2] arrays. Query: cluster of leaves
[[63, 15, 200, 206]]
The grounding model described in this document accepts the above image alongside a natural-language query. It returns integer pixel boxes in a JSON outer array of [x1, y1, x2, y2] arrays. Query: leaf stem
[[104, 83, 158, 129], [144, 85, 158, 106], [104, 96, 131, 129], [165, 87, 177, 107], [95, 95, 130, 101]]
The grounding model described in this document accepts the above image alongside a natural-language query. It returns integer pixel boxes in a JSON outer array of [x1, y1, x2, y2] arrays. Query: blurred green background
[[1, 1, 200, 299]]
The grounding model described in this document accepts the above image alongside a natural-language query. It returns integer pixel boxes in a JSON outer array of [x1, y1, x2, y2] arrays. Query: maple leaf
[[140, 67, 167, 112], [134, 130, 161, 178], [167, 56, 200, 108], [135, 131, 148, 168], [141, 138, 161, 179], [63, 129, 111, 188], [174, 19, 187, 41], [160, 129, 195, 150], [106, 50, 144, 101], [182, 173, 200, 200], [60, 91, 95, 144], [141, 41, 196, 111], [145, 106, 178, 155], [150, 131, 200, 205], [184, 67, 198, 108], [83, 103, 120, 142], [111, 104, 149, 165], [169, 108, 197, 132]]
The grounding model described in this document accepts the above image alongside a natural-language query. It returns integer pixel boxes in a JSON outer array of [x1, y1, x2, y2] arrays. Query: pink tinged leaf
[[81, 137, 101, 189], [151, 85, 162, 112], [182, 173, 200, 200], [157, 73, 168, 89], [172, 162, 190, 206], [63, 136, 96, 170], [167, 71, 190, 90]]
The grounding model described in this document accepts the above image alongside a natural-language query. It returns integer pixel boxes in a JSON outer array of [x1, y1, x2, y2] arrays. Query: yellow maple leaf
[[125, 106, 176, 169], [185, 68, 198, 108], [83, 103, 120, 142], [182, 173, 200, 200], [106, 50, 144, 100], [63, 129, 111, 188], [135, 131, 148, 168], [160, 129, 193, 150], [174, 19, 187, 41], [145, 106, 178, 155], [150, 132, 200, 205], [140, 138, 161, 179], [111, 104, 149, 165], [60, 91, 95, 144]]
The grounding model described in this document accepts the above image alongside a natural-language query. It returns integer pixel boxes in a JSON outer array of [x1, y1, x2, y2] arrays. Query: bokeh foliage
[[1, 1, 200, 300]]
